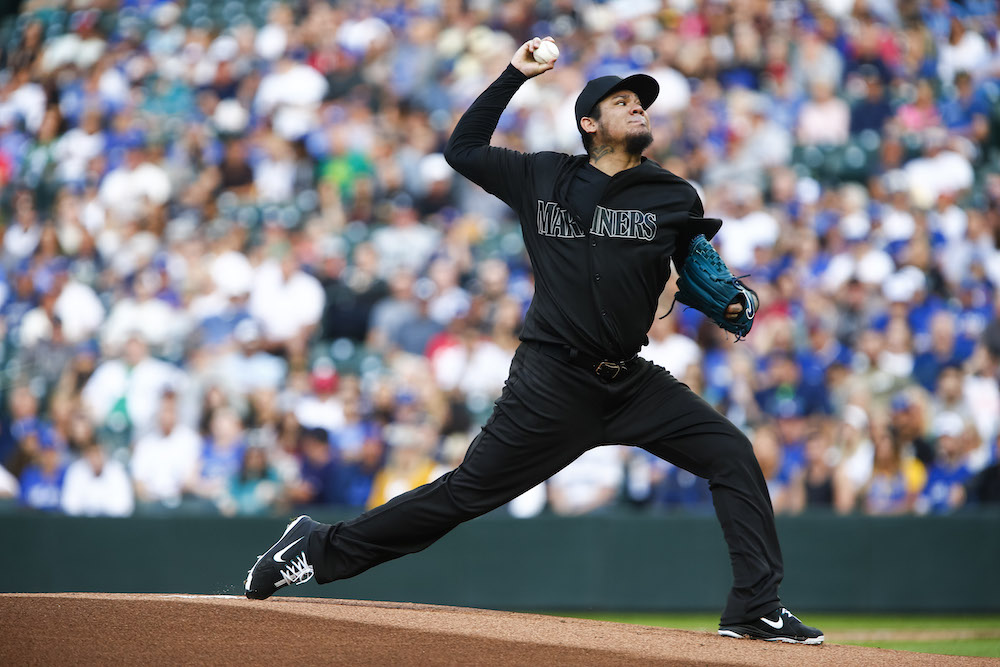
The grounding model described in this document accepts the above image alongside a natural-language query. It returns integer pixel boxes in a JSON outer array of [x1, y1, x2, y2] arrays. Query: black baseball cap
[[574, 74, 660, 134]]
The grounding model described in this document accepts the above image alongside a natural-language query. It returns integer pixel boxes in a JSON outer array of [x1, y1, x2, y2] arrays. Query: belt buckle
[[595, 360, 624, 381]]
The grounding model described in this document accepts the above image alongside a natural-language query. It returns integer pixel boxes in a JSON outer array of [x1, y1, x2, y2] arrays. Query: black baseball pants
[[308, 342, 783, 624]]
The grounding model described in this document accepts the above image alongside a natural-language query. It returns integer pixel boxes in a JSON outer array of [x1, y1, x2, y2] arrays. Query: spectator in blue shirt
[[849, 68, 893, 135], [938, 71, 992, 139], [0, 267, 37, 342], [195, 406, 248, 503], [288, 426, 342, 507], [336, 434, 386, 509], [917, 412, 974, 514], [913, 311, 965, 392], [2, 384, 55, 477], [18, 435, 65, 511], [648, 459, 714, 514], [755, 352, 830, 421]]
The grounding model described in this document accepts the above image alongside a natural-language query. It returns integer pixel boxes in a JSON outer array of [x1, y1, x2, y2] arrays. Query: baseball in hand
[[532, 40, 559, 65]]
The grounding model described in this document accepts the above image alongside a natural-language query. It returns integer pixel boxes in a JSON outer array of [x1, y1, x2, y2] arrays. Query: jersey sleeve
[[673, 190, 722, 271], [444, 64, 535, 207], [689, 191, 705, 218]]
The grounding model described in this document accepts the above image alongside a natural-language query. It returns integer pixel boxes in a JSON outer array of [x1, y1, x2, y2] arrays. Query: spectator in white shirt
[[642, 315, 703, 382], [0, 67, 46, 133], [210, 319, 288, 399], [0, 463, 18, 500], [98, 143, 171, 224], [61, 440, 134, 517], [797, 79, 850, 146], [295, 359, 346, 435], [130, 390, 201, 508], [791, 28, 844, 94], [251, 133, 297, 202], [426, 257, 471, 326], [937, 18, 991, 85], [548, 446, 626, 516], [54, 107, 105, 185], [2, 190, 42, 264], [430, 318, 512, 401], [253, 54, 329, 141], [53, 275, 105, 344], [82, 332, 189, 440], [248, 243, 324, 361], [102, 267, 183, 354], [370, 201, 441, 276]]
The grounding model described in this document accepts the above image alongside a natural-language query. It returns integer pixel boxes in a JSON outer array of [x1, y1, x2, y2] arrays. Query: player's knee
[[444, 468, 505, 519], [710, 430, 757, 476]]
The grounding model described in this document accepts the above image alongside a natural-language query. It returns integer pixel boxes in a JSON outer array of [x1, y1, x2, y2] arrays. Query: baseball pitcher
[[245, 36, 823, 645]]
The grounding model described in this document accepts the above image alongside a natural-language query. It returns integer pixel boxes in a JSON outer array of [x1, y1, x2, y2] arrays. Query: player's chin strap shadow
[[660, 273, 757, 343]]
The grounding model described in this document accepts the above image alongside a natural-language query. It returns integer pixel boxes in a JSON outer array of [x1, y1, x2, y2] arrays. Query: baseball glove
[[670, 234, 759, 340]]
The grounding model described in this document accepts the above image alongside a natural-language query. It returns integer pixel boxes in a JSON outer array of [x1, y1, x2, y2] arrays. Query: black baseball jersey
[[445, 65, 720, 360]]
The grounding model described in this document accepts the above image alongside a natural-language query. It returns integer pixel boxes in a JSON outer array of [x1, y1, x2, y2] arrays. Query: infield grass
[[550, 612, 1000, 658]]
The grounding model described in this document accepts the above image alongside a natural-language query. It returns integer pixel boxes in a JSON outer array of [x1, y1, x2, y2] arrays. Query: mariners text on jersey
[[537, 200, 657, 241]]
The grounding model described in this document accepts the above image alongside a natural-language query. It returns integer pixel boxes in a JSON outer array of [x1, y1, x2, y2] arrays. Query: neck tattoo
[[590, 145, 614, 162]]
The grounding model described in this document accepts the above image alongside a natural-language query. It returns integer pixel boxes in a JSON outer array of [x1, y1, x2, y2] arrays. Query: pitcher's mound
[[0, 593, 990, 666]]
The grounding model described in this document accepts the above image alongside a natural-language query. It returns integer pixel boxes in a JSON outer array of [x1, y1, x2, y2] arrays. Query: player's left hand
[[673, 233, 758, 340]]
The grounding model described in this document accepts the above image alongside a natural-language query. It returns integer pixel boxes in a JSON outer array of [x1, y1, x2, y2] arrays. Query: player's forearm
[[443, 64, 528, 175]]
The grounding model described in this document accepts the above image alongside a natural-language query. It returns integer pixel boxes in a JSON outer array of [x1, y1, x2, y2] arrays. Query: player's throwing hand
[[511, 37, 558, 78]]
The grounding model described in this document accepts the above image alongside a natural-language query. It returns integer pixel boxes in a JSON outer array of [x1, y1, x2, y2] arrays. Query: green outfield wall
[[2, 511, 998, 612]]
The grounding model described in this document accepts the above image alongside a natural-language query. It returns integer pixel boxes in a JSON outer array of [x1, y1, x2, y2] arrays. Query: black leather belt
[[526, 340, 637, 382]]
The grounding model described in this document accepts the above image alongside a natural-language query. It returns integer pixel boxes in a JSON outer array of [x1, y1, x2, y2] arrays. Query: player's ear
[[580, 116, 598, 135]]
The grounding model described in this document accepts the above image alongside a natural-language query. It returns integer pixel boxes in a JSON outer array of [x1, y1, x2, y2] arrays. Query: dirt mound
[[0, 593, 993, 666]]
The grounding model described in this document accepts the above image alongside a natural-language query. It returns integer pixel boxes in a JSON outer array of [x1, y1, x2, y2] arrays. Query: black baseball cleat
[[718, 607, 824, 644], [245, 515, 319, 600]]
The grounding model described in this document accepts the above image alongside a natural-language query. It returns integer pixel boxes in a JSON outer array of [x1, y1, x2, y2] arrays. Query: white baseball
[[532, 40, 559, 65]]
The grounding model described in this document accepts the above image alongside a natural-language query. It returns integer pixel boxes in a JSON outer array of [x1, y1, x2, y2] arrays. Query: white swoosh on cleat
[[760, 616, 784, 630], [273, 537, 304, 563]]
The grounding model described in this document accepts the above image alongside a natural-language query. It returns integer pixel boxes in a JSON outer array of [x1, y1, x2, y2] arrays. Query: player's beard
[[625, 127, 653, 156]]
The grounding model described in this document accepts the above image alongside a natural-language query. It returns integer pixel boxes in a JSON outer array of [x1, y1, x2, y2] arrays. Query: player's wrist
[[504, 63, 529, 82]]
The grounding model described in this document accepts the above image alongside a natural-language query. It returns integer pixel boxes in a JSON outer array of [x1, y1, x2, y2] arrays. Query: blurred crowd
[[0, 0, 998, 519]]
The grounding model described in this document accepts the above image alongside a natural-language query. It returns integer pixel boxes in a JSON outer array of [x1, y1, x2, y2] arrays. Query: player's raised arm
[[443, 37, 558, 203]]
